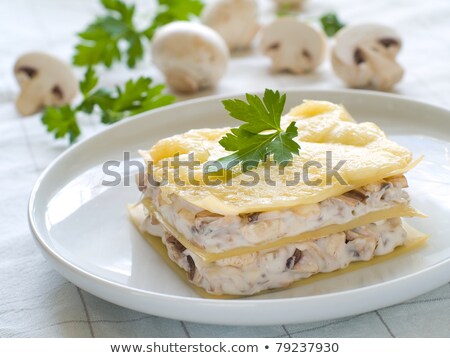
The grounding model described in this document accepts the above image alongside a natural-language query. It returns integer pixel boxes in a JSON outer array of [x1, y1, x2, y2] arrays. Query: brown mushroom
[[166, 235, 186, 253], [286, 248, 303, 269], [342, 189, 368, 203], [14, 52, 78, 116], [186, 255, 196, 280]]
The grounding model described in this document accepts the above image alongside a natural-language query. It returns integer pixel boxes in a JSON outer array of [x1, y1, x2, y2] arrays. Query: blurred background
[[1, 0, 449, 104]]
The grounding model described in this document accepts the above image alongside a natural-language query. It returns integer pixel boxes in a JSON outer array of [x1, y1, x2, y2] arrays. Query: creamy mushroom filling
[[142, 176, 409, 253], [160, 218, 407, 295]]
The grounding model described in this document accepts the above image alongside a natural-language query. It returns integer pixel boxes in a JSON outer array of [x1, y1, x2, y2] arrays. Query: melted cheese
[[128, 204, 428, 299], [141, 198, 425, 263], [143, 100, 415, 215]]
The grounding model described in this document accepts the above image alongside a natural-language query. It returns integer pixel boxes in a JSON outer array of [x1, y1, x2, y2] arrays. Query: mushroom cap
[[151, 21, 229, 93], [201, 0, 260, 51], [334, 24, 402, 65], [259, 18, 327, 74], [14, 52, 78, 116], [332, 24, 403, 90]]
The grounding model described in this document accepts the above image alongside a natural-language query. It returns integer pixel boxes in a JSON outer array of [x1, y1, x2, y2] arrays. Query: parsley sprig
[[143, 0, 204, 39], [320, 13, 345, 37], [214, 89, 301, 172], [42, 67, 175, 143], [74, 0, 204, 68]]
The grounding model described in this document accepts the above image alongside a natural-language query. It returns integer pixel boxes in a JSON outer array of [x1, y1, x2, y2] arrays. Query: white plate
[[29, 89, 450, 326]]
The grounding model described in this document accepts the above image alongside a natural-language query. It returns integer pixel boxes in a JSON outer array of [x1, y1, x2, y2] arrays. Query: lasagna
[[129, 100, 427, 297]]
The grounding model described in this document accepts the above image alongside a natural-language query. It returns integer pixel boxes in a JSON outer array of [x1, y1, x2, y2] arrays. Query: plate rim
[[28, 88, 450, 324]]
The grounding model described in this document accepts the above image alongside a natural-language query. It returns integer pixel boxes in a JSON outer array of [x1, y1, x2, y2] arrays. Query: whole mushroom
[[259, 18, 326, 74], [14, 52, 78, 116], [331, 24, 404, 90], [151, 22, 229, 93], [201, 0, 260, 51]]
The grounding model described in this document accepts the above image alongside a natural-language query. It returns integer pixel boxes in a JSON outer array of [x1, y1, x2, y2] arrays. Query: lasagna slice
[[129, 100, 427, 297]]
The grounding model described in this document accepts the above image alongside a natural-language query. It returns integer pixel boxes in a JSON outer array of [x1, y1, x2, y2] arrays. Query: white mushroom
[[14, 52, 78, 116], [273, 0, 305, 10], [259, 18, 327, 74], [151, 21, 229, 93], [331, 24, 404, 91], [201, 0, 260, 51]]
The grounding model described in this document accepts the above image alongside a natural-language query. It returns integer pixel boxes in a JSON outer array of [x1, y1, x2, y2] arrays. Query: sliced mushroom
[[166, 235, 186, 253], [331, 24, 403, 90], [13, 52, 77, 116], [286, 248, 303, 269], [151, 21, 229, 93], [186, 255, 196, 280], [201, 0, 260, 51], [240, 212, 261, 223], [259, 18, 326, 74], [342, 189, 368, 203], [195, 210, 224, 219], [363, 180, 391, 193], [194, 210, 224, 232], [385, 174, 408, 188]]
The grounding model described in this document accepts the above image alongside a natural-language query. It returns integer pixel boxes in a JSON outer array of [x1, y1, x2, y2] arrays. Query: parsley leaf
[[213, 89, 301, 172], [74, 0, 204, 68], [79, 66, 99, 97], [41, 68, 175, 143], [73, 0, 140, 68], [143, 0, 204, 39], [78, 88, 112, 114], [94, 77, 176, 124], [42, 105, 80, 144], [101, 0, 134, 21], [320, 12, 345, 37]]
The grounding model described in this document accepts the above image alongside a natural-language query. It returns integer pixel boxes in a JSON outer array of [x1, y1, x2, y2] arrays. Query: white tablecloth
[[1, 0, 449, 337]]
